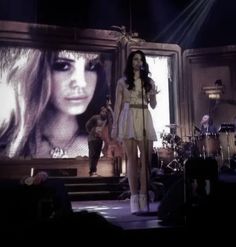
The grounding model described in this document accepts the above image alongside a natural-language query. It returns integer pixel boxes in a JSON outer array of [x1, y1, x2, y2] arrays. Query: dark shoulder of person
[[86, 115, 99, 131]]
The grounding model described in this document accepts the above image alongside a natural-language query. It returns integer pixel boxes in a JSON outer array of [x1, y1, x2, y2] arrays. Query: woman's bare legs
[[123, 139, 153, 213], [123, 139, 139, 195], [123, 139, 140, 214], [137, 140, 153, 212], [138, 140, 153, 194]]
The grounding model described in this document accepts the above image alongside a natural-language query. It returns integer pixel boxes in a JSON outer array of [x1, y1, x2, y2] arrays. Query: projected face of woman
[[50, 51, 97, 115]]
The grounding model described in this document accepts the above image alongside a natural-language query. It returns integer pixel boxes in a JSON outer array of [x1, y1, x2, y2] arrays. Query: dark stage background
[[0, 0, 236, 49]]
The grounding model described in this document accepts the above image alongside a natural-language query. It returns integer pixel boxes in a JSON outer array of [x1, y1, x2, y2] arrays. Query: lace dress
[[118, 79, 157, 141]]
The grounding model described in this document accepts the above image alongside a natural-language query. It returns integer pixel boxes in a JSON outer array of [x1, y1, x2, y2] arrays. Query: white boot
[[139, 194, 148, 212], [130, 194, 140, 214]]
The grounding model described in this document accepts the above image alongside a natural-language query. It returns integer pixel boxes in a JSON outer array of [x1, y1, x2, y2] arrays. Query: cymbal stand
[[226, 131, 231, 167], [187, 135, 195, 158], [220, 145, 224, 163], [202, 144, 206, 159], [166, 156, 183, 173], [166, 134, 183, 173]]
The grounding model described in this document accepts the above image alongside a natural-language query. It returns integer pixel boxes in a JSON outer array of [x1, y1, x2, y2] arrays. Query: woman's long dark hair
[[0, 48, 52, 157], [124, 50, 152, 93]]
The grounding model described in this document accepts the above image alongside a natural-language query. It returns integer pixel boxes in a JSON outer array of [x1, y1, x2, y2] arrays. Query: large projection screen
[[0, 46, 114, 158]]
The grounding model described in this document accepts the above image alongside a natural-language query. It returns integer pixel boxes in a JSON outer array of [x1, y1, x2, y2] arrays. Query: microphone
[[140, 65, 145, 71]]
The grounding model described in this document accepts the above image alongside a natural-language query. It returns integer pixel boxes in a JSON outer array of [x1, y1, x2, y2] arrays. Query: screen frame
[[0, 21, 124, 159]]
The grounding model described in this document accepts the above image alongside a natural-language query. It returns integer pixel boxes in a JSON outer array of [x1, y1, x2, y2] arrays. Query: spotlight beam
[[181, 0, 216, 47], [166, 0, 206, 43], [176, 0, 208, 43], [154, 0, 217, 47], [155, 0, 201, 41]]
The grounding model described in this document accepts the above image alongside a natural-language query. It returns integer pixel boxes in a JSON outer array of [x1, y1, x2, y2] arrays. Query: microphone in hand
[[140, 65, 145, 71]]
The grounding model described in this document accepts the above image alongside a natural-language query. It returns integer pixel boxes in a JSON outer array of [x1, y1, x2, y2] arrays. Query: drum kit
[[158, 124, 184, 174], [157, 123, 236, 174]]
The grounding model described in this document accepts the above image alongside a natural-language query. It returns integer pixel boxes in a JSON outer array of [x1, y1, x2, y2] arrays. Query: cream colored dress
[[117, 78, 157, 141]]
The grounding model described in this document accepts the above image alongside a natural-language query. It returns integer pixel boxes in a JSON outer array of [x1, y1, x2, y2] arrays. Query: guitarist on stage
[[86, 106, 111, 177]]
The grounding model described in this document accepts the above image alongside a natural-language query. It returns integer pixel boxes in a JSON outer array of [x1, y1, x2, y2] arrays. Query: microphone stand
[[141, 80, 150, 212]]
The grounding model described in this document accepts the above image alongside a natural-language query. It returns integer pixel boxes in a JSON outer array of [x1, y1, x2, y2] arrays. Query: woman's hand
[[148, 85, 158, 109], [149, 85, 160, 96]]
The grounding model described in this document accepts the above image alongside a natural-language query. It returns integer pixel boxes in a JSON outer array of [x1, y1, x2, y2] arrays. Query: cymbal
[[165, 124, 181, 128]]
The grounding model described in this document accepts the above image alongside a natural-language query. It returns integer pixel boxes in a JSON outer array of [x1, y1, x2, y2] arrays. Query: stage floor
[[71, 200, 181, 230]]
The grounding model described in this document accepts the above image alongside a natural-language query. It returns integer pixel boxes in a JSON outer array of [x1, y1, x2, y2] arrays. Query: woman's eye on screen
[[85, 60, 98, 72], [52, 61, 72, 72]]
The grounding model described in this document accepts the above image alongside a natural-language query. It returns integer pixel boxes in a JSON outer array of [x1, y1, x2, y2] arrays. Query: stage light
[[202, 84, 224, 99]]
